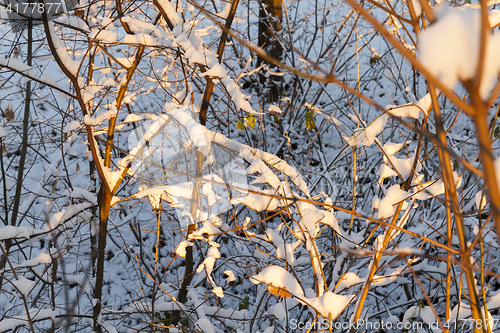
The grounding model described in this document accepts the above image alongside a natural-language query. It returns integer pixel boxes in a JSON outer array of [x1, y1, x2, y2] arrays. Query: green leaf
[[238, 296, 250, 310], [237, 119, 245, 130], [273, 114, 281, 124], [495, 126, 499, 138]]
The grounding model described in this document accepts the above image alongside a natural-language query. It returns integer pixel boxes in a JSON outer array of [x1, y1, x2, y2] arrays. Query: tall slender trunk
[[92, 183, 112, 333]]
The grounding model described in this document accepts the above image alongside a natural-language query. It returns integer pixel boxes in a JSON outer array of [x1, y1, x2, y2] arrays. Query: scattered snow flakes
[[344, 114, 388, 147], [419, 7, 500, 99]]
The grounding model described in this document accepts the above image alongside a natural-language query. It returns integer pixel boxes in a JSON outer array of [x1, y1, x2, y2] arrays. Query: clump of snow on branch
[[419, 7, 500, 98], [344, 114, 388, 147]]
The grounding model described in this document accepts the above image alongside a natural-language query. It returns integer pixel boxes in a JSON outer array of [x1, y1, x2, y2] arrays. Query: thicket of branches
[[1, 0, 500, 332]]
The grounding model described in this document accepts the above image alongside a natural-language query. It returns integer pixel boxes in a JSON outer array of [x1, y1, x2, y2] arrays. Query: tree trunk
[[258, 0, 283, 63]]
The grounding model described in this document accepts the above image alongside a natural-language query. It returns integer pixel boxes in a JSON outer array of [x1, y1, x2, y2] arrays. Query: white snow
[[0, 309, 59, 332], [47, 203, 93, 230], [231, 190, 280, 212], [403, 304, 441, 331], [379, 142, 422, 181], [18, 253, 51, 268], [175, 240, 193, 258], [419, 7, 500, 98], [195, 318, 215, 333], [250, 265, 304, 297], [46, 21, 80, 76], [200, 63, 226, 78], [83, 109, 115, 126], [268, 105, 282, 113], [385, 92, 431, 118], [0, 226, 43, 240], [167, 107, 212, 156], [123, 114, 145, 123], [377, 185, 410, 219], [63, 120, 80, 133], [89, 28, 117, 43], [69, 187, 97, 203], [377, 164, 398, 184], [305, 291, 355, 319], [336, 272, 364, 291], [270, 302, 286, 320], [0, 57, 35, 76], [212, 286, 224, 298], [11, 276, 35, 296], [413, 172, 462, 200], [224, 270, 236, 283], [344, 114, 388, 147], [195, 246, 220, 284], [410, 0, 422, 17], [218, 3, 232, 19], [155, 0, 182, 26]]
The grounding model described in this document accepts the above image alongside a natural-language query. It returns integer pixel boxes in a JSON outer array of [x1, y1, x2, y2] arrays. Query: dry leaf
[[267, 286, 292, 298]]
